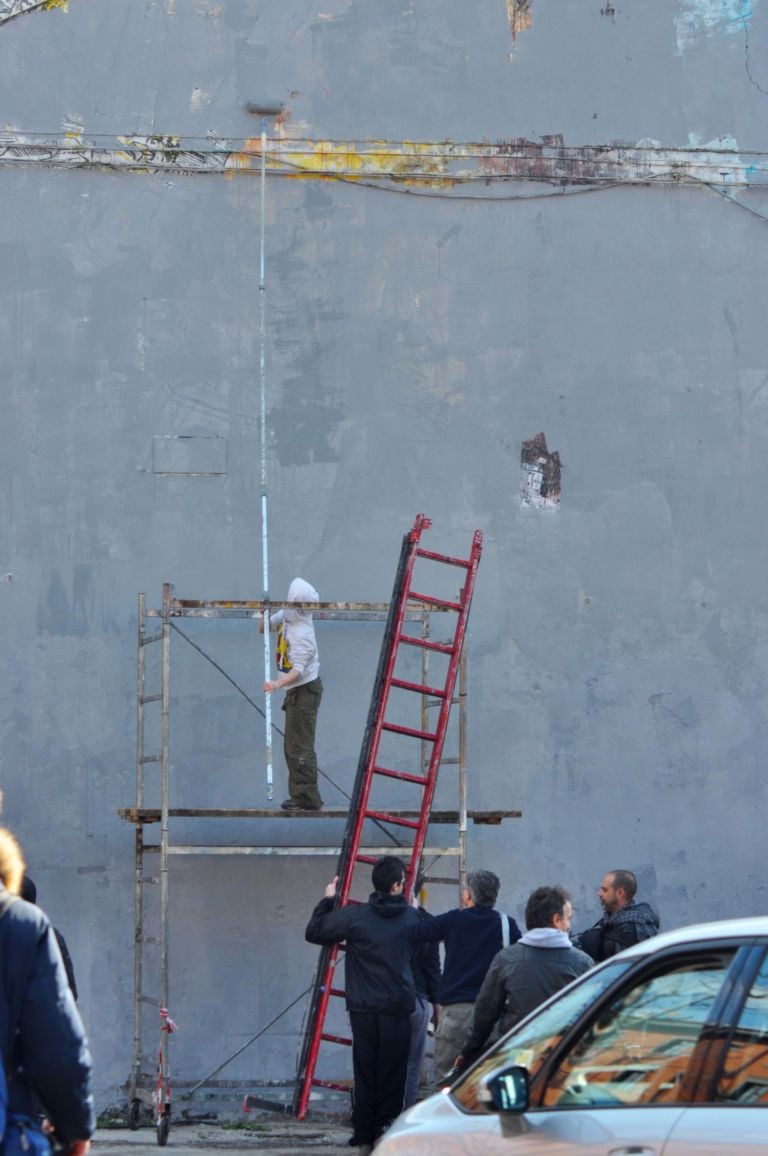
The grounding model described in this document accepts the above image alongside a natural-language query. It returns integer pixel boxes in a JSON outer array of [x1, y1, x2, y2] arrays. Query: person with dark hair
[[305, 856, 420, 1155], [455, 885, 592, 1073], [406, 868, 521, 1086], [0, 829, 94, 1155], [574, 869, 660, 962], [21, 876, 78, 1001]]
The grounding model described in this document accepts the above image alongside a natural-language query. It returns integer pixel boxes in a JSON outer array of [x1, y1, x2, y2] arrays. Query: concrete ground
[[92, 1119, 353, 1154]]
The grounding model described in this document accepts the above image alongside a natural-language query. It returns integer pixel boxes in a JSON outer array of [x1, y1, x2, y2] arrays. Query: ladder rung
[[139, 995, 161, 1007], [382, 722, 438, 742], [440, 757, 460, 765], [399, 634, 455, 654], [329, 987, 345, 998], [321, 1033, 352, 1046], [311, 1079, 352, 1092], [139, 934, 160, 945], [373, 765, 429, 785], [139, 755, 162, 764], [355, 854, 380, 866], [408, 590, 462, 611], [365, 810, 420, 830], [140, 693, 162, 705], [390, 677, 447, 698], [141, 631, 163, 646], [415, 547, 471, 569]]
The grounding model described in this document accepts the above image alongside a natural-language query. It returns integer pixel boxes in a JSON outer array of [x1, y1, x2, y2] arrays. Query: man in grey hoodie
[[263, 577, 324, 810], [455, 885, 592, 1072]]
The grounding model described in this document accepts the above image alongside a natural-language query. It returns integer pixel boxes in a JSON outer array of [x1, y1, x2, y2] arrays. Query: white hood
[[284, 577, 319, 621]]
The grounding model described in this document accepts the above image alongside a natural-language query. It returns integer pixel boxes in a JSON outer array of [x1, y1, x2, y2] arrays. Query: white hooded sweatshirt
[[270, 577, 320, 687]]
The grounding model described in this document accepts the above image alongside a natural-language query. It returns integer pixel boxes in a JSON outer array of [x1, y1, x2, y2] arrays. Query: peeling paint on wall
[[0, 131, 758, 191], [676, 0, 754, 54], [521, 433, 561, 509], [506, 0, 534, 43], [0, 0, 66, 24]]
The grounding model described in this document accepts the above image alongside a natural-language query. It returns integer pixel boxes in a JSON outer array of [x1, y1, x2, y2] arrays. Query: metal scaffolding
[[119, 583, 520, 1121]]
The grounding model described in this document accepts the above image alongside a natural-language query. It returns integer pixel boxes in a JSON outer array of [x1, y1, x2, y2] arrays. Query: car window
[[451, 960, 631, 1113], [542, 954, 733, 1109], [715, 953, 768, 1104]]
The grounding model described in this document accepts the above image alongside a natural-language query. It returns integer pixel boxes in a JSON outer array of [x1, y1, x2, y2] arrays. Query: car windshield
[[451, 959, 631, 1113]]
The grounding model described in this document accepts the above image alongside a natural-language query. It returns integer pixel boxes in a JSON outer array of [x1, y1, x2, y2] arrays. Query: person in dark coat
[[305, 856, 420, 1155], [21, 875, 78, 1001], [574, 869, 660, 962], [456, 885, 592, 1072], [0, 828, 94, 1155]]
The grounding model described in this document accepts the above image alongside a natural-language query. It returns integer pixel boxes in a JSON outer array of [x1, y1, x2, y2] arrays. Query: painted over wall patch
[[521, 432, 561, 509], [676, 0, 754, 54], [506, 0, 534, 44]]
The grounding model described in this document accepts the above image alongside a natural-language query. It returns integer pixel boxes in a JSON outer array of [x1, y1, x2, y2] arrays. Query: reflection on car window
[[717, 953, 768, 1104], [543, 956, 732, 1110], [451, 961, 630, 1114]]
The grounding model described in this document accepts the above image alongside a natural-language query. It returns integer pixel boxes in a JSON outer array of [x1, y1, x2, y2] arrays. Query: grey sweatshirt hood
[[285, 577, 319, 622]]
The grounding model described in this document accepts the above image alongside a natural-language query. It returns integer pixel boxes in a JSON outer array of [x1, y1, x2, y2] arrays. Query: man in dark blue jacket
[[407, 868, 521, 1085], [305, 856, 420, 1155], [0, 828, 94, 1154]]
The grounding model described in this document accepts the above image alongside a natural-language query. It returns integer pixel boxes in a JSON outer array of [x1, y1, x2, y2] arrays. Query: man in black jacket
[[574, 869, 660, 962], [0, 828, 94, 1155], [305, 856, 420, 1154], [456, 885, 592, 1072]]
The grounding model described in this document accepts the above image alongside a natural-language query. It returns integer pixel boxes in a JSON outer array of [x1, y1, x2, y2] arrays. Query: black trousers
[[348, 1010, 411, 1145]]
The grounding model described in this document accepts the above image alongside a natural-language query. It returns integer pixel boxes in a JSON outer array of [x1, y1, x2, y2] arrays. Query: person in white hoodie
[[453, 885, 592, 1073], [263, 577, 324, 811]]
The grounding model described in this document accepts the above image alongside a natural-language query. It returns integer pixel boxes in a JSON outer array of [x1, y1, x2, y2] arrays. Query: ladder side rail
[[130, 823, 145, 1099], [292, 942, 338, 1116], [295, 530, 413, 1120], [332, 531, 411, 897], [131, 595, 145, 1097], [458, 642, 468, 898], [406, 532, 483, 881], [336, 516, 429, 903], [159, 583, 172, 1087], [295, 516, 431, 1120]]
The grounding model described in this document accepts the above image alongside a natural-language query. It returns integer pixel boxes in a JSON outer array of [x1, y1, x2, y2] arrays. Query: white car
[[378, 917, 768, 1154]]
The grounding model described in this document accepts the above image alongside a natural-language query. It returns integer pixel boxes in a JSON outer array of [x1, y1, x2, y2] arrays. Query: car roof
[[618, 916, 768, 958]]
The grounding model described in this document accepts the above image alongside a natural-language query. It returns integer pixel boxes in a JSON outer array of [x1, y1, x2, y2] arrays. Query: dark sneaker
[[281, 798, 323, 811]]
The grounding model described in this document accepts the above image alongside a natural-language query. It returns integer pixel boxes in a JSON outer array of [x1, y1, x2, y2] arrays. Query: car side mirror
[[480, 1065, 530, 1114]]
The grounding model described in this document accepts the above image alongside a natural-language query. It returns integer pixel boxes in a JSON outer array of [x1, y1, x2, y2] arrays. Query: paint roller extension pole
[[246, 101, 284, 802], [259, 116, 273, 801]]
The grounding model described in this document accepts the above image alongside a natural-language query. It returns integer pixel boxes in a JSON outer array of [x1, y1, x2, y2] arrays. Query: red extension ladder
[[294, 514, 483, 1118]]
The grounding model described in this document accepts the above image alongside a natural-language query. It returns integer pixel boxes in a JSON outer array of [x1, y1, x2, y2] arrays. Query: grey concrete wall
[[1, 0, 767, 1108]]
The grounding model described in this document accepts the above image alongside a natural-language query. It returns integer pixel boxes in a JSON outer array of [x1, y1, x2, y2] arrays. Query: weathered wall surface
[[2, 0, 768, 1106]]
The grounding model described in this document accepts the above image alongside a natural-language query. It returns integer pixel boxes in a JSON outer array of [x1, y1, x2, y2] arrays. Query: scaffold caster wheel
[[128, 1100, 141, 1131], [156, 1113, 170, 1147]]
